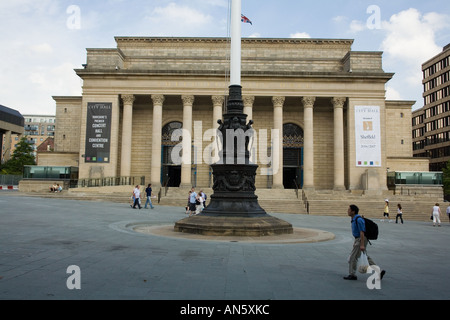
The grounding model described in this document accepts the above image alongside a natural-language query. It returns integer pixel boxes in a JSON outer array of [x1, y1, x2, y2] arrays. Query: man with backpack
[[344, 204, 386, 281]]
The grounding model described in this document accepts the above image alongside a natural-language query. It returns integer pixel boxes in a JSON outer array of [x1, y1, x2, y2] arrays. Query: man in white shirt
[[132, 185, 141, 209]]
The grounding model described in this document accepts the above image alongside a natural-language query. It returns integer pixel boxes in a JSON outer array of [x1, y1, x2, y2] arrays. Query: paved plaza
[[0, 191, 449, 302]]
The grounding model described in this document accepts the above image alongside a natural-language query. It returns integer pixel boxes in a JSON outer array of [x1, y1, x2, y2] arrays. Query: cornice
[[114, 36, 354, 46], [74, 68, 394, 81]]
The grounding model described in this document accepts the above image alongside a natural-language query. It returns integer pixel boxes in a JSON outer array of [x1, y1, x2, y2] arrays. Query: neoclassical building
[[43, 36, 427, 192]]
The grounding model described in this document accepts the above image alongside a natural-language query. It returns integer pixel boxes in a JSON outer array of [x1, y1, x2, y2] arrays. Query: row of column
[[119, 94, 346, 190]]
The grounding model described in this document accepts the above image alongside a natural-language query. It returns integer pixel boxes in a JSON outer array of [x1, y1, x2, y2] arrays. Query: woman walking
[[431, 203, 441, 227], [395, 203, 403, 224]]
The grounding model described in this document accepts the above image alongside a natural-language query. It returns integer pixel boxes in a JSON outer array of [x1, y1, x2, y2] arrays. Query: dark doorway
[[283, 123, 304, 189], [283, 167, 300, 189], [163, 165, 181, 187], [161, 121, 183, 187]]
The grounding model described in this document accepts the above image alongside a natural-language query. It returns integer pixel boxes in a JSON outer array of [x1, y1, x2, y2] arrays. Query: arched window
[[162, 121, 183, 146]]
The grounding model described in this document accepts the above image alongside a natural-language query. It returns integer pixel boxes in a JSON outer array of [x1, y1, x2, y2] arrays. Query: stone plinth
[[174, 215, 293, 237]]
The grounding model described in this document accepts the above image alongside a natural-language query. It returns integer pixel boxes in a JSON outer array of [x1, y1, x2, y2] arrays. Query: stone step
[[305, 199, 442, 222], [19, 186, 443, 222]]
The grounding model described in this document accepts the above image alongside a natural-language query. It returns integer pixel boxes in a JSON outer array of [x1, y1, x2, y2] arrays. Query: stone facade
[[48, 37, 427, 191]]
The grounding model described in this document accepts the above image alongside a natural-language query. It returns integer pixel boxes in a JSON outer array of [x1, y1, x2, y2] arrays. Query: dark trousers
[[133, 198, 141, 209], [395, 214, 403, 224]]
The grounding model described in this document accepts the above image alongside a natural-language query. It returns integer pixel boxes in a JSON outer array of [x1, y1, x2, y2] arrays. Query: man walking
[[132, 185, 142, 209], [344, 204, 385, 281], [144, 183, 154, 209]]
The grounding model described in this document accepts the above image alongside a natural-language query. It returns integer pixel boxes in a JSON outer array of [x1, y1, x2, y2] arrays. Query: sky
[[0, 0, 449, 116]]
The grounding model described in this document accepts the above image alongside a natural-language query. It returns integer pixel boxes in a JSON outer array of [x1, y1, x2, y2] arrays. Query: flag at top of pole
[[241, 14, 252, 25]]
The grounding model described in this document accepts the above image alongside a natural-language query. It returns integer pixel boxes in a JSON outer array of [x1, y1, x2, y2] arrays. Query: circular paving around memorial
[[128, 223, 335, 244]]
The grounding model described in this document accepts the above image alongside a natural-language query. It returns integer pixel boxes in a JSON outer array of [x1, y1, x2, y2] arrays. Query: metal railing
[[76, 176, 145, 188], [302, 189, 310, 214], [0, 175, 22, 186]]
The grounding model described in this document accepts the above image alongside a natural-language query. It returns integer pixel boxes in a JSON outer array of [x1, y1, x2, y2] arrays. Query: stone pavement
[[1, 190, 449, 302]]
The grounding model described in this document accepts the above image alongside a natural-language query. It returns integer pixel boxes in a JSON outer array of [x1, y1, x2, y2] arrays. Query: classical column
[[272, 96, 285, 189], [211, 96, 224, 164], [181, 95, 194, 187], [120, 94, 135, 177], [302, 97, 316, 190], [243, 95, 254, 121], [332, 97, 346, 191], [151, 94, 165, 187]]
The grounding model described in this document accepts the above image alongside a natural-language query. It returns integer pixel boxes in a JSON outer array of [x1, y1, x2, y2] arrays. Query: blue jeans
[[144, 196, 154, 209]]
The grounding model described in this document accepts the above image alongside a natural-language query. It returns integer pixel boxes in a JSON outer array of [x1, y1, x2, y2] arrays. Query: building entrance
[[161, 122, 183, 187], [283, 123, 304, 189]]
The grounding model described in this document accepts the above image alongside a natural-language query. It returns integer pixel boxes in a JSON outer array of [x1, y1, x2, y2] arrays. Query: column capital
[[182, 95, 195, 106], [243, 95, 255, 107], [212, 95, 225, 106], [302, 96, 316, 108], [331, 97, 346, 109], [121, 94, 135, 105], [151, 94, 165, 105], [272, 96, 285, 108]]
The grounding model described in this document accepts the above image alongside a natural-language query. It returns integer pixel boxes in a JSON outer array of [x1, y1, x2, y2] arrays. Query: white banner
[[355, 106, 381, 167]]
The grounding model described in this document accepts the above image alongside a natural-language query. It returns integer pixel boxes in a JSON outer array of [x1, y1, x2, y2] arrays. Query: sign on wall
[[85, 103, 112, 163], [355, 106, 381, 167]]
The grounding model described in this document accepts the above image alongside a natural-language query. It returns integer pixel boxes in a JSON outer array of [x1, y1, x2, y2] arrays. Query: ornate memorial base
[[174, 164, 294, 236], [174, 215, 293, 237]]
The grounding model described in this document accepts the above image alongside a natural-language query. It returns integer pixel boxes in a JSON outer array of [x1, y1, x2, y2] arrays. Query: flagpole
[[230, 0, 241, 86]]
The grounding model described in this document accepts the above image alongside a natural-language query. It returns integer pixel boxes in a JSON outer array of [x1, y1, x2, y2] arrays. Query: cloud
[[349, 20, 366, 33], [290, 32, 311, 38], [145, 3, 214, 36], [31, 43, 54, 54], [385, 86, 402, 100], [380, 8, 449, 65]]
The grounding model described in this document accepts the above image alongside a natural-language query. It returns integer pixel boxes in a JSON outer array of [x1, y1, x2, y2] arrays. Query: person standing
[[144, 184, 154, 209], [132, 185, 142, 209], [188, 187, 197, 216], [431, 203, 441, 227], [382, 199, 390, 222], [395, 203, 404, 224], [446, 204, 450, 223], [344, 204, 385, 281], [200, 190, 207, 208], [196, 192, 204, 214]]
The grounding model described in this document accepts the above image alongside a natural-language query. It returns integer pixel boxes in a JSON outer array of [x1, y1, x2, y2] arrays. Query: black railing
[[76, 176, 145, 188]]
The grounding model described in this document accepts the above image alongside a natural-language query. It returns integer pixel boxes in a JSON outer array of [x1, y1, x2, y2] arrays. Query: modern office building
[[8, 115, 56, 159], [412, 44, 450, 171], [0, 105, 24, 164]]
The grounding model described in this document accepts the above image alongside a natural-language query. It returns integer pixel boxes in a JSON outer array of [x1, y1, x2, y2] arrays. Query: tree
[[443, 160, 450, 198], [0, 137, 36, 175]]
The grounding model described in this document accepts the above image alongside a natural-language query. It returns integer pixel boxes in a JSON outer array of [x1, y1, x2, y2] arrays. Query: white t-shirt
[[432, 205, 440, 214], [134, 188, 140, 199]]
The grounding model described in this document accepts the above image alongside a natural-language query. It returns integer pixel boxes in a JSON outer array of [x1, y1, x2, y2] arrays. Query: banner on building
[[355, 106, 381, 167], [85, 103, 112, 163]]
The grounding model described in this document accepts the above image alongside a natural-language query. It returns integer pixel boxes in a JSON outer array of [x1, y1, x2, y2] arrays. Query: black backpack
[[356, 216, 379, 241]]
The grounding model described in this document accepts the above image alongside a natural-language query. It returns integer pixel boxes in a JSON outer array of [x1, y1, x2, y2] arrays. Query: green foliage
[[443, 160, 450, 196], [0, 137, 36, 175]]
